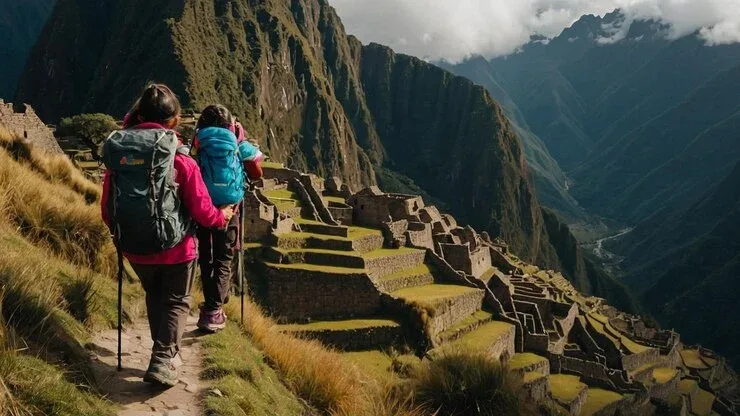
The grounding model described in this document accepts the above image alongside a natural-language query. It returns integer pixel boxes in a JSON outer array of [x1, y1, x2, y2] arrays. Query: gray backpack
[[102, 129, 193, 255]]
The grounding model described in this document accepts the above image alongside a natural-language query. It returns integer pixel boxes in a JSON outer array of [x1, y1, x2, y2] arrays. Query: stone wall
[[290, 325, 403, 351], [0, 101, 62, 154], [264, 266, 381, 321], [406, 222, 434, 250], [422, 289, 485, 336], [299, 174, 337, 225]]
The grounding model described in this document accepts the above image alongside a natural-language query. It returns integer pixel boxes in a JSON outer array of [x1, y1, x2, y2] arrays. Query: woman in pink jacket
[[101, 84, 234, 387]]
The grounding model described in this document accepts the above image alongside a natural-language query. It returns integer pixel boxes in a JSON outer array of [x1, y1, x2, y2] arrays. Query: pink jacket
[[101, 122, 226, 265]]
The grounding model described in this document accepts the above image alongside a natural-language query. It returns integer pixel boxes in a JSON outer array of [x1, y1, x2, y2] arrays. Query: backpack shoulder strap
[[176, 145, 191, 156]]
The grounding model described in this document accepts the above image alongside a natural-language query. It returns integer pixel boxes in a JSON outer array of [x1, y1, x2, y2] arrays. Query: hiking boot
[[197, 308, 227, 333], [143, 359, 179, 387]]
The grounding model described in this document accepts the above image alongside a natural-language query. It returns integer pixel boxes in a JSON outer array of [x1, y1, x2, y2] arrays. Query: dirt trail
[[89, 316, 207, 416]]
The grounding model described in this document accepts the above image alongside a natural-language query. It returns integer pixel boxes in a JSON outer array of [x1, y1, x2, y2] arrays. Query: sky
[[328, 0, 740, 62]]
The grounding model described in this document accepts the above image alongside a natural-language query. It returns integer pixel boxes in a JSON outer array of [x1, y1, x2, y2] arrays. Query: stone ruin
[[0, 100, 63, 154], [239, 163, 739, 416]]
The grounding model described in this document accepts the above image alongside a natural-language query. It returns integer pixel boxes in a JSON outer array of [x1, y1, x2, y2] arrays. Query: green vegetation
[[201, 325, 308, 416], [261, 161, 285, 169], [262, 188, 297, 200], [342, 350, 396, 382], [377, 264, 431, 282], [678, 379, 698, 395], [548, 374, 587, 404], [681, 349, 710, 370], [449, 321, 514, 351], [324, 196, 347, 204], [692, 388, 715, 416], [581, 388, 622, 416], [363, 247, 421, 260], [220, 300, 369, 415], [348, 226, 382, 239], [0, 129, 141, 415], [392, 284, 480, 310], [509, 353, 548, 371], [57, 113, 118, 158], [265, 262, 367, 275], [280, 319, 400, 332], [399, 350, 522, 416], [653, 368, 678, 384], [522, 371, 545, 384]]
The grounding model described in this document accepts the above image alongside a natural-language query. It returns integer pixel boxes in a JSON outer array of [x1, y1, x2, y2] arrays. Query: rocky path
[[89, 316, 207, 416]]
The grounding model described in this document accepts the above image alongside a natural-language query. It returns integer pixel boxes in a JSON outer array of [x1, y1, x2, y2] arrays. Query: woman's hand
[[220, 205, 235, 223]]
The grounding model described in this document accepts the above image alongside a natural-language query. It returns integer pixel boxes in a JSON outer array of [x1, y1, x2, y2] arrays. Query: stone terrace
[[241, 163, 739, 416]]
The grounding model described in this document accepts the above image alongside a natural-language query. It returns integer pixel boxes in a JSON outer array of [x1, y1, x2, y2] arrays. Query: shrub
[[57, 113, 118, 158], [404, 350, 522, 416]]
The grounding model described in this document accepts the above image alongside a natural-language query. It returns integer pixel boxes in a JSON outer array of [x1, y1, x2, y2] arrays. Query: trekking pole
[[116, 244, 124, 371], [239, 199, 245, 325]]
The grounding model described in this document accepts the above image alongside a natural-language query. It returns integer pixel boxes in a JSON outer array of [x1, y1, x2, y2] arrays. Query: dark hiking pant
[[130, 260, 196, 363], [197, 213, 238, 312]]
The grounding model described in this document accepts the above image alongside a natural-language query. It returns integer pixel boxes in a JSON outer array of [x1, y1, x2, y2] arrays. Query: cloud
[[328, 0, 740, 62]]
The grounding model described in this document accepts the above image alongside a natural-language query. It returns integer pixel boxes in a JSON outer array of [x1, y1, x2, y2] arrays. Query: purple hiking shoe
[[197, 308, 227, 333]]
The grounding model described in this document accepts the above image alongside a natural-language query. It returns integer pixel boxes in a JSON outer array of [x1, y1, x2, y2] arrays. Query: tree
[[57, 113, 118, 159]]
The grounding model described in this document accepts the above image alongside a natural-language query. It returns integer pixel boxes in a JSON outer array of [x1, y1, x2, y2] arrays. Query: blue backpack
[[195, 127, 245, 205]]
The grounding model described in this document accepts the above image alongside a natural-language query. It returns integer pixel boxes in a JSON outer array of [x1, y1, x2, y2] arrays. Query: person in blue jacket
[[191, 104, 263, 332]]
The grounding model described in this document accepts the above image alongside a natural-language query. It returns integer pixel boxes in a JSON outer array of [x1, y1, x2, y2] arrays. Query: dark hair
[[126, 83, 181, 126], [196, 104, 234, 130]]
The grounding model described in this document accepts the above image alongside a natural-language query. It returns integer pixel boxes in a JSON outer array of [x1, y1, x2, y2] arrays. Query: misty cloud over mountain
[[329, 0, 740, 61]]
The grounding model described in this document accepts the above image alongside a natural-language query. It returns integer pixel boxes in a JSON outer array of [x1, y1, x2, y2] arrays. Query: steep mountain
[[447, 11, 740, 360], [620, 163, 740, 364], [438, 57, 587, 223], [449, 12, 740, 225], [18, 0, 630, 305], [0, 0, 56, 99]]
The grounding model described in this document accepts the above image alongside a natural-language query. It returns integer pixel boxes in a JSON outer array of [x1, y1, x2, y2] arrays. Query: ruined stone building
[[0, 100, 62, 154], [238, 162, 739, 416]]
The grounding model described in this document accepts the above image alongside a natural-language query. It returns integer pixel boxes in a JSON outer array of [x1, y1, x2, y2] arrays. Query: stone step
[[297, 219, 349, 238], [548, 374, 588, 415], [392, 284, 486, 336], [509, 352, 550, 377], [278, 318, 403, 351], [364, 247, 427, 277], [678, 378, 715, 416], [375, 264, 435, 293], [437, 310, 494, 344], [521, 371, 549, 402], [262, 263, 378, 321], [273, 231, 383, 254], [443, 321, 516, 361], [581, 387, 624, 416], [266, 247, 366, 269]]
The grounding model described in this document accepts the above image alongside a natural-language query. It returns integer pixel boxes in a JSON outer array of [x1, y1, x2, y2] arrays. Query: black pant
[[197, 214, 238, 312], [131, 260, 196, 362]]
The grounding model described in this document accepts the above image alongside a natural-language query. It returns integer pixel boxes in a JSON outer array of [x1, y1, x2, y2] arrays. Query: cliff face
[[0, 0, 56, 99], [17, 0, 629, 304]]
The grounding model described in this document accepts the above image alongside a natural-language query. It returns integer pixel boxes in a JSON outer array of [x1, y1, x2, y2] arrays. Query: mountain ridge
[[16, 0, 631, 307]]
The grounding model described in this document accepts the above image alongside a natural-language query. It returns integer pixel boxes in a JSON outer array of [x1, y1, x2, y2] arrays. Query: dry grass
[[393, 349, 524, 416], [223, 300, 371, 415], [0, 128, 114, 274], [0, 127, 100, 203]]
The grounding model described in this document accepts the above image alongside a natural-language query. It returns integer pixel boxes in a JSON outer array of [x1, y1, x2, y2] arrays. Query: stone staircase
[[245, 166, 738, 416], [254, 174, 515, 359]]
